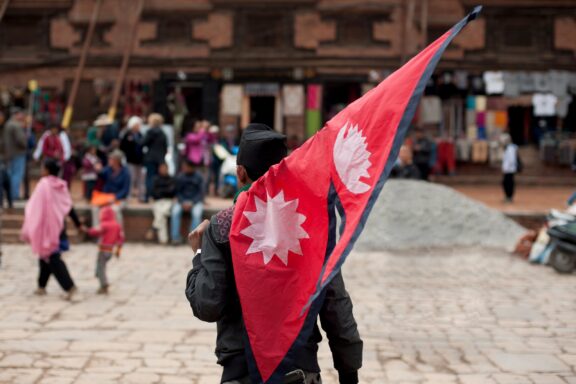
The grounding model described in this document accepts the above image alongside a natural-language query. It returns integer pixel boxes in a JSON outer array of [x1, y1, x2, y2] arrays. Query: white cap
[[128, 116, 143, 129]]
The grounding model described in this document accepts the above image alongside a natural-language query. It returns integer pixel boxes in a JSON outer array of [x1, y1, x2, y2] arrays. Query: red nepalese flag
[[230, 6, 482, 383]]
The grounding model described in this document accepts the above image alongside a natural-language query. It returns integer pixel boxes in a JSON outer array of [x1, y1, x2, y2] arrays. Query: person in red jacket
[[41, 125, 65, 161], [84, 205, 125, 294]]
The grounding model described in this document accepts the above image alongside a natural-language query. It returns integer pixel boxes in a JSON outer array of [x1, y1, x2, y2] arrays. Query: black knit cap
[[43, 158, 61, 176], [237, 123, 287, 181]]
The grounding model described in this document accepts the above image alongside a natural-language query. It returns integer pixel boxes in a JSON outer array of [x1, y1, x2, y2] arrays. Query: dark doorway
[[167, 83, 203, 137], [250, 96, 275, 129], [181, 86, 203, 120], [323, 82, 361, 121]]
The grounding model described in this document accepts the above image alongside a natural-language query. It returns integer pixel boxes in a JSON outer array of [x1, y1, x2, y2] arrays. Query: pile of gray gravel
[[355, 180, 526, 252]]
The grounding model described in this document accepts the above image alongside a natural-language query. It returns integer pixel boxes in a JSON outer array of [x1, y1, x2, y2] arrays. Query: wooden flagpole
[[107, 0, 145, 121], [61, 0, 103, 129], [0, 0, 11, 24]]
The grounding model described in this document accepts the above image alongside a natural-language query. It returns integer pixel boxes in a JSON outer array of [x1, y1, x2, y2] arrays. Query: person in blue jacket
[[95, 149, 131, 226]]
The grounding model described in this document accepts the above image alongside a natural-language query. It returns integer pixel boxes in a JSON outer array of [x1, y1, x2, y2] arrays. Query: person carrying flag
[[185, 123, 363, 384]]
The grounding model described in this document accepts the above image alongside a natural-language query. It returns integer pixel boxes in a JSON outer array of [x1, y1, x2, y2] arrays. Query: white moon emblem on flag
[[241, 190, 309, 266], [333, 122, 372, 194]]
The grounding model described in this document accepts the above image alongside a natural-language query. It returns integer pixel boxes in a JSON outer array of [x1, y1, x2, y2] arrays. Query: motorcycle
[[529, 210, 574, 263], [548, 222, 576, 274]]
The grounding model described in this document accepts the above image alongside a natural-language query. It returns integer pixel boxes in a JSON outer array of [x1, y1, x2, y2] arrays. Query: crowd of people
[[0, 106, 241, 246], [0, 106, 243, 298]]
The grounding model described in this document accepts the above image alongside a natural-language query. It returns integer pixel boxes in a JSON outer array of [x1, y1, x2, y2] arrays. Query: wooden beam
[[61, 0, 102, 129], [108, 0, 145, 120]]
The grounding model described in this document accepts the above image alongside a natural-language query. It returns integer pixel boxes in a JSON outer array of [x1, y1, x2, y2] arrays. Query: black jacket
[[142, 127, 168, 164], [185, 207, 363, 383], [119, 129, 143, 165], [151, 175, 176, 200], [175, 171, 204, 204]]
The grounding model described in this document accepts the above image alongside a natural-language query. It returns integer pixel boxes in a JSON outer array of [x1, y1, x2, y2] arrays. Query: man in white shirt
[[501, 133, 518, 203]]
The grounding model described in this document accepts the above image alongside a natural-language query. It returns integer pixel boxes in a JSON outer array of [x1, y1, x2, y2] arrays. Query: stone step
[[1, 205, 227, 244]]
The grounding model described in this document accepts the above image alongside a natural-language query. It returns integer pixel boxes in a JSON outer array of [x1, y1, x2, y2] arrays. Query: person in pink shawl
[[21, 159, 84, 300]]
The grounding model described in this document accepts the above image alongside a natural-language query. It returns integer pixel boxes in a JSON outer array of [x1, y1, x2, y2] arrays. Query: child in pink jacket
[[85, 205, 125, 294]]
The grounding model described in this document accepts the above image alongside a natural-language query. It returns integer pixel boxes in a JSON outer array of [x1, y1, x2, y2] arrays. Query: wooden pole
[[61, 0, 103, 129], [107, 0, 145, 120], [0, 0, 10, 24]]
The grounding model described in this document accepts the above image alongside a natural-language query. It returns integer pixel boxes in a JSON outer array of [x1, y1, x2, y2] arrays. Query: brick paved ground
[[452, 185, 575, 214], [0, 244, 575, 384]]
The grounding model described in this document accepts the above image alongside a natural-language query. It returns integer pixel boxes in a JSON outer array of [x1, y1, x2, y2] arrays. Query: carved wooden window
[[239, 11, 291, 49], [485, 13, 553, 54], [142, 15, 195, 45], [72, 22, 113, 47], [157, 17, 192, 43], [337, 16, 371, 45]]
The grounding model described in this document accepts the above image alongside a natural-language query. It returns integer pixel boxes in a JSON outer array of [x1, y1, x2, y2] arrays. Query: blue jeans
[[170, 201, 204, 242], [8, 154, 26, 200]]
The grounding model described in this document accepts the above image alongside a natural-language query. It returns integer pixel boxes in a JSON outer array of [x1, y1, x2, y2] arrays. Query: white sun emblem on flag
[[241, 190, 309, 266], [333, 121, 372, 194]]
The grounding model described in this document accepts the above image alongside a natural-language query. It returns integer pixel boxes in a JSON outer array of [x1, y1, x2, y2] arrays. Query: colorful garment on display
[[483, 71, 505, 95], [475, 96, 487, 112], [420, 96, 443, 124], [532, 93, 558, 117], [228, 8, 482, 383], [466, 95, 476, 110]]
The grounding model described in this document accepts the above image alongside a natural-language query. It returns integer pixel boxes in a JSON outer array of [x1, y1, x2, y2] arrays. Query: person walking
[[185, 124, 362, 384], [142, 113, 168, 203], [84, 205, 124, 294], [120, 116, 145, 202], [501, 133, 519, 203], [21, 159, 83, 300], [412, 128, 434, 181], [4, 108, 28, 200]]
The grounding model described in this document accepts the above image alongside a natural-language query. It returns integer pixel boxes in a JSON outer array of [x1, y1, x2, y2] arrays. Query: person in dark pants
[[412, 128, 434, 181], [501, 133, 519, 203], [142, 113, 168, 202], [120, 116, 145, 201], [21, 159, 84, 300], [0, 161, 12, 209], [185, 124, 362, 384]]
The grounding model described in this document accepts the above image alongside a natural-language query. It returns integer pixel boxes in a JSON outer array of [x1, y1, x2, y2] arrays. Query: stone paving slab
[[0, 244, 575, 383]]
